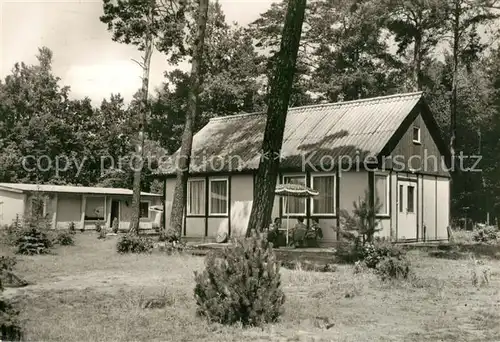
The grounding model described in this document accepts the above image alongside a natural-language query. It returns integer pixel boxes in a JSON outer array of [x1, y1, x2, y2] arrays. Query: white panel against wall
[[230, 201, 252, 237], [230, 175, 253, 237], [418, 175, 423, 239], [422, 176, 436, 240], [339, 171, 368, 213], [390, 173, 397, 239], [436, 178, 450, 240]]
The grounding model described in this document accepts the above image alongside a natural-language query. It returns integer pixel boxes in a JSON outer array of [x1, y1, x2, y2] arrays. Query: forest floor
[[2, 233, 500, 342]]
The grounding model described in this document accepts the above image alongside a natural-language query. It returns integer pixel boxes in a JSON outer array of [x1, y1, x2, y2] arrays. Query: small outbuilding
[[0, 183, 162, 230]]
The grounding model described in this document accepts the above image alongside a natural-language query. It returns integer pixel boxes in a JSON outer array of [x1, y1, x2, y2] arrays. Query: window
[[139, 202, 150, 219], [282, 175, 306, 214], [209, 179, 228, 215], [374, 174, 389, 216], [407, 185, 415, 213], [85, 196, 105, 220], [187, 179, 205, 215], [412, 126, 421, 143], [311, 174, 335, 215]]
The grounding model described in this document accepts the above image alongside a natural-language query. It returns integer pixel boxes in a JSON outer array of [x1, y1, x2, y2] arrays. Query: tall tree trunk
[[450, 0, 460, 158], [246, 0, 307, 237], [413, 33, 422, 91], [169, 0, 209, 238], [129, 5, 154, 235]]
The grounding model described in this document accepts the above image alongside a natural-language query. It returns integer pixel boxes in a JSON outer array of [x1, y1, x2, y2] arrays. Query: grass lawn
[[2, 233, 500, 342]]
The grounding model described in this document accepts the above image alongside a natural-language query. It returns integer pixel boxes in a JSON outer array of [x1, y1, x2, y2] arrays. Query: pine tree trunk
[[413, 34, 422, 91], [128, 3, 154, 235], [246, 0, 307, 237], [169, 0, 209, 238], [450, 0, 460, 157]]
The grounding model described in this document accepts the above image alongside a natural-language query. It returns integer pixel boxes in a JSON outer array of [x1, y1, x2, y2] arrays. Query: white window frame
[[310, 173, 336, 216], [187, 178, 206, 216], [412, 126, 421, 144], [208, 178, 229, 216], [282, 173, 307, 215], [139, 200, 151, 220], [374, 172, 390, 217]]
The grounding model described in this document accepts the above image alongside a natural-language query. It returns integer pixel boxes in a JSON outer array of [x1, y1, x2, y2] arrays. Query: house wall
[[116, 195, 161, 230], [55, 193, 160, 230], [56, 194, 81, 229], [165, 168, 450, 244], [386, 113, 449, 177], [0, 190, 26, 226]]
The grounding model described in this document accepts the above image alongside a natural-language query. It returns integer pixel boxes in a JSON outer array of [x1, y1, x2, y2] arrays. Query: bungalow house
[[156, 91, 451, 245], [0, 183, 162, 230]]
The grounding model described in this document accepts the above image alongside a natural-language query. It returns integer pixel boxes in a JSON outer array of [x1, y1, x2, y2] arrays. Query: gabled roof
[[0, 183, 161, 197], [157, 91, 442, 175]]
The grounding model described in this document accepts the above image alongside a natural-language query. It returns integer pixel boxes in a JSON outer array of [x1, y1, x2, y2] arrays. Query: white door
[[397, 180, 417, 240]]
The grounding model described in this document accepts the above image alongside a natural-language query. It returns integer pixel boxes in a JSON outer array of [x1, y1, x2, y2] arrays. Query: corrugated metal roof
[[157, 91, 423, 174], [0, 183, 161, 197]]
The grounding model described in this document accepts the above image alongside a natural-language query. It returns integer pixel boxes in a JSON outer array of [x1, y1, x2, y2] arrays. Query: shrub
[[194, 235, 285, 326], [472, 227, 498, 243], [334, 240, 365, 264], [116, 234, 153, 254], [111, 218, 119, 234], [159, 228, 180, 243], [0, 284, 23, 341], [14, 216, 53, 255], [55, 231, 74, 246], [0, 257, 28, 288], [16, 227, 52, 255], [362, 240, 405, 269], [68, 222, 76, 235], [375, 256, 411, 281]]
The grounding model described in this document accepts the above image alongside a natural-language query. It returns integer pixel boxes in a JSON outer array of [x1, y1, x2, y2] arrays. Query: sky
[[0, 0, 276, 104]]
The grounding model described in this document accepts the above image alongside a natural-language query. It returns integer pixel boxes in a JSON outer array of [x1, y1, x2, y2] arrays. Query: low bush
[[55, 231, 74, 246], [375, 256, 411, 281], [0, 257, 24, 340], [159, 228, 180, 243], [0, 287, 23, 341], [334, 240, 365, 264], [111, 218, 119, 234], [16, 227, 52, 255], [0, 256, 28, 288], [194, 235, 285, 326], [68, 222, 76, 234], [472, 227, 498, 243], [95, 223, 102, 233], [362, 240, 405, 269], [116, 234, 153, 254]]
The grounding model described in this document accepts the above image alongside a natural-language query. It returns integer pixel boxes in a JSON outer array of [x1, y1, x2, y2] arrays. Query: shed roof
[[157, 91, 427, 175], [0, 183, 161, 197]]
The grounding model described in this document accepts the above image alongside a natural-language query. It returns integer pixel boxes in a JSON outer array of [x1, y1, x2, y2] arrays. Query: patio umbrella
[[274, 183, 319, 245]]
